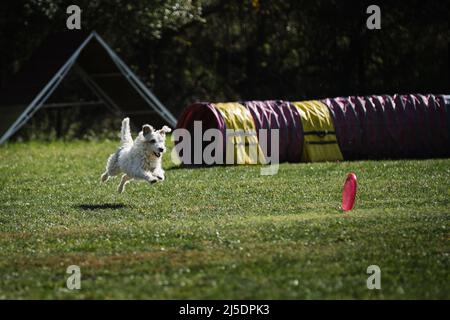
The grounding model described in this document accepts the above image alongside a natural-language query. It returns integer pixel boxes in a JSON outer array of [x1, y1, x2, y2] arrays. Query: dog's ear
[[142, 124, 154, 135], [160, 125, 172, 135]]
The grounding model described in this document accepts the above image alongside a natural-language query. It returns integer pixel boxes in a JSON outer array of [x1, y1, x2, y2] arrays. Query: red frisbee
[[342, 173, 357, 211]]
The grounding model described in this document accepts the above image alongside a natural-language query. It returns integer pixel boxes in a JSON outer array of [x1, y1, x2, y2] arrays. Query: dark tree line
[[0, 0, 448, 139]]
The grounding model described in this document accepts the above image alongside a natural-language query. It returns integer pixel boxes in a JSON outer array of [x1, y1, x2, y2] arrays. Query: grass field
[[0, 140, 449, 299]]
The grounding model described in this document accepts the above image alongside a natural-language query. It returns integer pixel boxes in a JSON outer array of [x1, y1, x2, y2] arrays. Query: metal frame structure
[[0, 32, 176, 144]]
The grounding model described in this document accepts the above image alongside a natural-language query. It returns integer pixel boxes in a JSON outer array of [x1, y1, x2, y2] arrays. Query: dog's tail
[[121, 118, 133, 145]]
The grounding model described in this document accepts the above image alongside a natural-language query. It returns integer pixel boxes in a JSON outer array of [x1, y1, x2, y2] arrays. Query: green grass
[[0, 140, 449, 299]]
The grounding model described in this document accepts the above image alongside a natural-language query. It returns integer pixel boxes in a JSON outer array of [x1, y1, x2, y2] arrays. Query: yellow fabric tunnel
[[292, 100, 343, 162], [214, 102, 266, 164]]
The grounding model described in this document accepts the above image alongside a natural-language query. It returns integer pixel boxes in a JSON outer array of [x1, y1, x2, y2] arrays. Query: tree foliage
[[0, 0, 448, 117]]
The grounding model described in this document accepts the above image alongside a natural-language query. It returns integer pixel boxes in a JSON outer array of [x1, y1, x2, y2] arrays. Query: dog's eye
[[149, 139, 156, 144]]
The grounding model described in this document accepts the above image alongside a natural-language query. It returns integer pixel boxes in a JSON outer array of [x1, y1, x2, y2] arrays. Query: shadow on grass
[[75, 203, 127, 210]]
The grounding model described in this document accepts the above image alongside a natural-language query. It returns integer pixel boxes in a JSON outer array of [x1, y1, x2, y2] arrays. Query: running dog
[[101, 118, 171, 193]]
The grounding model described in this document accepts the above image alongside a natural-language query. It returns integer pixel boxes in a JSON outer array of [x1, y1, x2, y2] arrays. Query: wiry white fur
[[101, 118, 172, 193], [121, 117, 133, 145]]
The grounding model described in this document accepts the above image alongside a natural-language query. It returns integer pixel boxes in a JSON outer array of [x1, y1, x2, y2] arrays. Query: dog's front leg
[[117, 174, 132, 193], [153, 167, 165, 181], [135, 169, 158, 184]]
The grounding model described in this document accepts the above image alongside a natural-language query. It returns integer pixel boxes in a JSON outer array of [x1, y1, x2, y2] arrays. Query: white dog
[[101, 118, 171, 193]]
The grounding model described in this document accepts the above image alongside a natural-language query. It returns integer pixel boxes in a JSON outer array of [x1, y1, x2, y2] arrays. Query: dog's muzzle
[[154, 148, 164, 158]]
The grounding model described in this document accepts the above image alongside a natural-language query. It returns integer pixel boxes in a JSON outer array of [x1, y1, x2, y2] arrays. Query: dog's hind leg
[[101, 151, 121, 183], [101, 171, 109, 182], [117, 174, 132, 193]]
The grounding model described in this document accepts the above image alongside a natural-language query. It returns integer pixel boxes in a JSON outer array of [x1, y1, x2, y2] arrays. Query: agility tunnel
[[175, 102, 262, 165], [244, 101, 303, 163], [292, 100, 343, 162], [175, 94, 450, 165]]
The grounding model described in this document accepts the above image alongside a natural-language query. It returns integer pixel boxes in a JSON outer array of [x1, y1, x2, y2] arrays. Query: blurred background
[[0, 0, 448, 141]]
